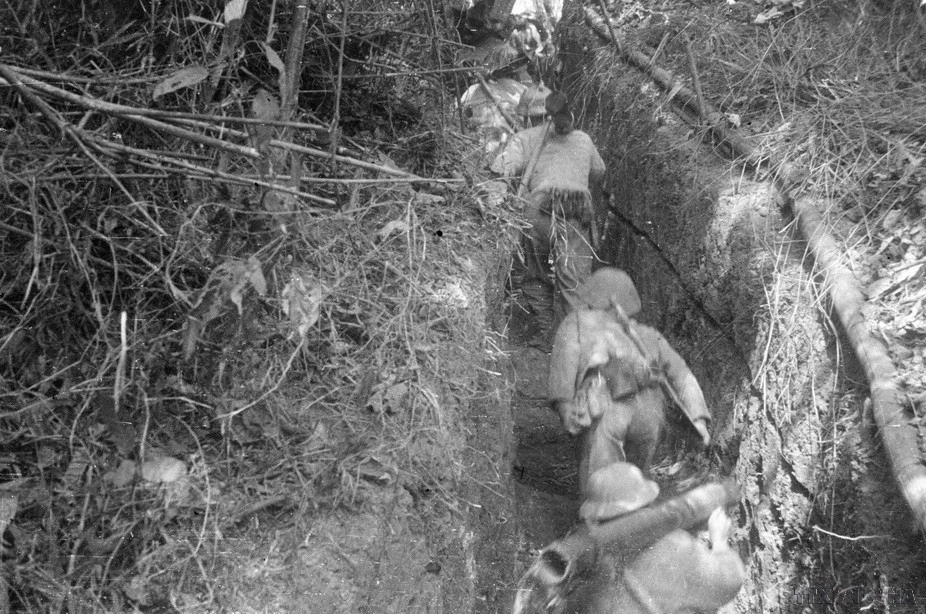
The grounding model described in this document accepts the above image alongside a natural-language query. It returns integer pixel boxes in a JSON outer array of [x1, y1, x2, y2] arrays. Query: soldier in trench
[[547, 267, 712, 494], [490, 91, 606, 336], [573, 461, 746, 613]]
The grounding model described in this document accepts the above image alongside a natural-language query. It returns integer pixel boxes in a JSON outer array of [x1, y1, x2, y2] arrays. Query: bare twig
[[331, 1, 348, 160], [282, 1, 311, 122], [681, 32, 707, 124], [114, 311, 128, 415], [86, 134, 336, 207], [119, 113, 261, 159]]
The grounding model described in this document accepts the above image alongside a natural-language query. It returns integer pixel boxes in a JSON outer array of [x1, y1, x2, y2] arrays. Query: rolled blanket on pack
[[544, 188, 593, 225]]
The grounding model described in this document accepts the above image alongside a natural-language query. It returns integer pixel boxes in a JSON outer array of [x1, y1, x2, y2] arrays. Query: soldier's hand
[[693, 418, 711, 447], [707, 507, 733, 551], [584, 373, 609, 420], [556, 400, 590, 435]]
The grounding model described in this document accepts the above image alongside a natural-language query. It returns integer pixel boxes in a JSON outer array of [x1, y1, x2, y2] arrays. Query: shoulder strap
[[516, 121, 551, 198], [609, 306, 686, 410]]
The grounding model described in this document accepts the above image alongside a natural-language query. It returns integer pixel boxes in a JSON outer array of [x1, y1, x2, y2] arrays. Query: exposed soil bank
[[209, 227, 523, 614], [529, 11, 926, 612]]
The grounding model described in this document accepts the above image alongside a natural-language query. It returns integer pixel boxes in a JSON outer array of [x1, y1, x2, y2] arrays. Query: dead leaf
[[104, 459, 137, 488], [881, 208, 904, 231], [384, 382, 409, 413], [281, 270, 324, 338], [249, 89, 280, 153], [224, 0, 248, 23], [184, 14, 223, 27], [153, 66, 208, 99], [227, 256, 266, 315], [141, 456, 186, 483], [248, 261, 267, 296], [894, 263, 923, 285], [62, 449, 90, 491], [916, 187, 926, 210], [355, 457, 396, 485], [866, 277, 893, 300], [753, 7, 784, 24], [312, 421, 328, 444], [123, 575, 150, 605], [377, 154, 413, 195], [378, 219, 409, 240], [260, 42, 286, 75], [0, 494, 17, 535], [413, 192, 445, 205], [181, 316, 203, 360]]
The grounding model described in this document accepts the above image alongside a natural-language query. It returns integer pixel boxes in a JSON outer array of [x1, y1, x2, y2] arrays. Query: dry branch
[[173, 117, 460, 183], [0, 65, 261, 158], [585, 6, 926, 533], [0, 64, 448, 183], [96, 138, 336, 207]]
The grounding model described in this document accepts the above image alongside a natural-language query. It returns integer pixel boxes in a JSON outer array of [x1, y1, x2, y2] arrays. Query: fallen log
[[584, 5, 926, 533]]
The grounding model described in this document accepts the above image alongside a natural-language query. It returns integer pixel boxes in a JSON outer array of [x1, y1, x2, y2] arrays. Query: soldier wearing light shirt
[[491, 91, 606, 333]]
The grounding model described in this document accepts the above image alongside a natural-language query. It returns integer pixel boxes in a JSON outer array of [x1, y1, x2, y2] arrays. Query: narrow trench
[[479, 23, 926, 614], [490, 54, 807, 607]]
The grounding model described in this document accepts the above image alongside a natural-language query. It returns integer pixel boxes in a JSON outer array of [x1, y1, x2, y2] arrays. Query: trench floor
[[507, 290, 581, 558]]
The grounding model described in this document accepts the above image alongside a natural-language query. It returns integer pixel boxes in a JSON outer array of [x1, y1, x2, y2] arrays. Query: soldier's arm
[[650, 328, 711, 444], [588, 140, 607, 189], [682, 530, 746, 611], [549, 313, 586, 431], [489, 132, 527, 180]]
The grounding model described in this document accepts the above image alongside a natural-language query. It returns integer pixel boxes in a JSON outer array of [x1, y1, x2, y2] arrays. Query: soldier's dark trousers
[[521, 190, 595, 333]]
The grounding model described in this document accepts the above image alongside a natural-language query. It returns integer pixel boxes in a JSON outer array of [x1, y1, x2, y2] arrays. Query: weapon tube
[[524, 480, 740, 593]]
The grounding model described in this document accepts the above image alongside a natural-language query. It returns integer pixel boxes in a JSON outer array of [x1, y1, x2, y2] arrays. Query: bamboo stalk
[[88, 135, 335, 207], [120, 112, 261, 159], [173, 116, 456, 182], [1, 64, 261, 158], [585, 7, 758, 161], [0, 64, 437, 181]]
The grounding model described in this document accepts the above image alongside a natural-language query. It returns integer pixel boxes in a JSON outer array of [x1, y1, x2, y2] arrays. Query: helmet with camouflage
[[516, 84, 552, 119]]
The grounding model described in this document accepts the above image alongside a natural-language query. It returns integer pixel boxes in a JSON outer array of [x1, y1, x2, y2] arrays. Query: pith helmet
[[576, 267, 641, 315], [579, 461, 660, 523], [516, 84, 552, 118]]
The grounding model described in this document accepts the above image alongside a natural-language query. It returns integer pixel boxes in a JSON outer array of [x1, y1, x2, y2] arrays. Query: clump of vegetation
[[0, 0, 519, 609]]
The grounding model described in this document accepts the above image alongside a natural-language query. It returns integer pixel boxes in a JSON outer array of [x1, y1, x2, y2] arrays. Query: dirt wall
[[557, 15, 926, 612]]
